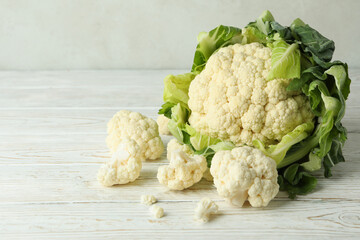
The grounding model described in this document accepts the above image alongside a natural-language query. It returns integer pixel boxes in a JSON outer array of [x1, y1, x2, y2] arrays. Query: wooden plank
[[0, 154, 359, 203], [0, 70, 184, 88], [0, 106, 359, 135], [0, 108, 158, 135], [0, 132, 358, 165], [0, 69, 358, 108], [0, 200, 359, 239]]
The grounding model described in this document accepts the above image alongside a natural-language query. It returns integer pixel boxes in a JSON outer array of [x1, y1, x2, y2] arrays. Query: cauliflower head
[[210, 146, 279, 207], [107, 110, 164, 160], [188, 42, 314, 146], [98, 138, 143, 186], [157, 150, 207, 190], [157, 115, 171, 135]]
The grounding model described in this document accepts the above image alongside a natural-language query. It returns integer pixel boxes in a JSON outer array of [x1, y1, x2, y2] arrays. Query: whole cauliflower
[[210, 146, 279, 207], [157, 150, 207, 190], [188, 42, 314, 146], [107, 110, 164, 160], [157, 115, 171, 135], [98, 138, 143, 186]]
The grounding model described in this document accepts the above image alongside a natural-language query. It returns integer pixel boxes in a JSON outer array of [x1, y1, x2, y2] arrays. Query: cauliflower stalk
[[98, 138, 143, 186], [211, 146, 279, 207], [158, 10, 351, 198]]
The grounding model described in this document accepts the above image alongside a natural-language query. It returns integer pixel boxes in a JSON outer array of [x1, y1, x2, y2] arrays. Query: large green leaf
[[278, 164, 318, 199], [267, 39, 301, 80], [163, 72, 197, 107], [292, 21, 335, 63], [254, 122, 314, 165], [191, 25, 242, 73]]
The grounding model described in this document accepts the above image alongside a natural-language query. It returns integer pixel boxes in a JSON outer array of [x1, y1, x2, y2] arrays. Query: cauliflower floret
[[157, 150, 207, 190], [98, 138, 143, 186], [150, 205, 164, 218], [157, 115, 171, 135], [188, 42, 314, 146], [166, 139, 212, 181], [194, 198, 219, 223], [166, 139, 193, 159], [107, 110, 164, 160], [210, 146, 279, 207], [141, 195, 157, 206]]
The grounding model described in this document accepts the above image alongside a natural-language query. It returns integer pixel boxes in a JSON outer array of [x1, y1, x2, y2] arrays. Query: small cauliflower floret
[[150, 205, 164, 218], [210, 146, 279, 207], [107, 110, 164, 160], [157, 150, 207, 190], [166, 139, 193, 159], [97, 138, 143, 186], [195, 198, 219, 223], [157, 115, 171, 135], [141, 195, 157, 206], [188, 42, 314, 146]]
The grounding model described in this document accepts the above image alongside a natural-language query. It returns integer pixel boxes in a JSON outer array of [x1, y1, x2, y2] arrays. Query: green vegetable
[[158, 10, 351, 199]]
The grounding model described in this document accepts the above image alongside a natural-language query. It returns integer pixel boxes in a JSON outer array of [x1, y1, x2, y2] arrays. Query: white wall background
[[0, 0, 359, 70]]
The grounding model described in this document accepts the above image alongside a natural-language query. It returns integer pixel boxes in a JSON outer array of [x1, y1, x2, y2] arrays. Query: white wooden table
[[0, 69, 359, 239]]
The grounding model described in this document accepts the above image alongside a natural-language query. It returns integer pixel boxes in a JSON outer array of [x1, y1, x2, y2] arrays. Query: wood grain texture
[[0, 69, 359, 239]]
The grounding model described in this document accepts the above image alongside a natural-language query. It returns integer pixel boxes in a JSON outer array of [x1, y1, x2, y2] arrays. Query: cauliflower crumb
[[188, 42, 314, 146], [157, 150, 207, 190], [150, 205, 164, 218], [195, 198, 218, 223], [157, 115, 171, 135], [210, 146, 279, 207], [141, 195, 157, 206], [97, 138, 143, 186], [106, 110, 164, 160]]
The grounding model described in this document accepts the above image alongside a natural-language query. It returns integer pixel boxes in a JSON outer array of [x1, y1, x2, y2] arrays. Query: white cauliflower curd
[[98, 138, 143, 186], [157, 150, 207, 190], [141, 195, 157, 206], [188, 42, 314, 146], [106, 110, 164, 160], [194, 198, 219, 223], [150, 205, 164, 218], [166, 139, 193, 159], [210, 146, 279, 207], [166, 139, 213, 181], [157, 115, 171, 135]]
